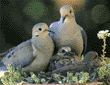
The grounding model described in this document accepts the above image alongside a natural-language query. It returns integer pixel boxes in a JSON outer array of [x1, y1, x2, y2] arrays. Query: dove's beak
[[47, 30, 55, 34], [62, 16, 66, 23]]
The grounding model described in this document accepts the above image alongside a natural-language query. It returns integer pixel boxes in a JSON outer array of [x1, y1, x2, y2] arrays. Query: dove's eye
[[38, 28, 42, 31], [61, 49, 66, 53], [69, 10, 72, 14]]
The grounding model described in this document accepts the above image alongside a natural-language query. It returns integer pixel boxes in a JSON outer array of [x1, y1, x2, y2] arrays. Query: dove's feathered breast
[[54, 17, 83, 56], [22, 35, 54, 72], [32, 33, 54, 58]]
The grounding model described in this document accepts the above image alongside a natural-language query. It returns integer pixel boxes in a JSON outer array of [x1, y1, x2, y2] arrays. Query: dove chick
[[49, 46, 81, 71], [49, 5, 87, 57], [0, 23, 54, 74], [82, 51, 99, 63], [82, 51, 102, 73]]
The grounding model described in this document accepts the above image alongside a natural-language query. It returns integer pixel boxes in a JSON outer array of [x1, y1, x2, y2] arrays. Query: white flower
[[108, 33, 110, 37], [104, 33, 108, 37], [97, 33, 104, 39], [98, 30, 105, 34], [97, 30, 110, 39], [98, 30, 109, 34], [105, 30, 109, 33]]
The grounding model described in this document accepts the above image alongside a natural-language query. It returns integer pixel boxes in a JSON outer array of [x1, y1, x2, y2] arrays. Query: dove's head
[[57, 46, 75, 56], [83, 51, 100, 62], [85, 51, 98, 59], [32, 23, 54, 38], [60, 5, 74, 23]]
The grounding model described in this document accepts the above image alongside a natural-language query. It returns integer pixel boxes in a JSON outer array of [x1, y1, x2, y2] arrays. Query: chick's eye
[[61, 49, 66, 53], [69, 10, 72, 14], [38, 28, 42, 31]]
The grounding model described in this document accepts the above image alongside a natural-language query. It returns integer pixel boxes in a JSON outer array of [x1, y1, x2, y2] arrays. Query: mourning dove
[[49, 5, 87, 57], [0, 23, 54, 74], [48, 46, 81, 71], [82, 51, 99, 63], [82, 51, 101, 72]]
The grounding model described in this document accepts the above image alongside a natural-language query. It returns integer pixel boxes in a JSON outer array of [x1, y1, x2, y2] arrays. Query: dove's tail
[[0, 51, 8, 61]]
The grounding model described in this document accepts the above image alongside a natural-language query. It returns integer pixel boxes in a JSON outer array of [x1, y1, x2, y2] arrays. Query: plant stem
[[101, 35, 106, 61]]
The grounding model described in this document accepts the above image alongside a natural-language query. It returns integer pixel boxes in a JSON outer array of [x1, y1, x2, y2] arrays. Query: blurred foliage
[[24, 1, 48, 20], [97, 65, 110, 79], [91, 4, 109, 24], [1, 64, 27, 85]]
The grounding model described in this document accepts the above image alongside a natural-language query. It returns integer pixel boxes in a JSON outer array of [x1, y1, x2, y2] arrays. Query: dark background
[[0, 0, 110, 57]]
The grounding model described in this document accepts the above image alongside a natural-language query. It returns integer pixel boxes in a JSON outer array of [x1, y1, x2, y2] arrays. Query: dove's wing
[[81, 28, 87, 55], [1, 39, 36, 68]]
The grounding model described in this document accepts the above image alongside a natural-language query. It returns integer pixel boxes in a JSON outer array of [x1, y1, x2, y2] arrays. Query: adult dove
[[0, 23, 54, 74], [49, 5, 87, 57]]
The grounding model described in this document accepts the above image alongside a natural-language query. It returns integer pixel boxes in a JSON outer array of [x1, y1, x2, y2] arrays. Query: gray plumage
[[49, 5, 87, 57], [0, 23, 54, 73], [82, 51, 99, 63], [82, 51, 101, 73]]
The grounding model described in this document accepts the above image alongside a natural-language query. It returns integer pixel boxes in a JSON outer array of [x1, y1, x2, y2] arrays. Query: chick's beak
[[64, 51, 75, 57]]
